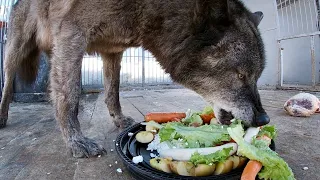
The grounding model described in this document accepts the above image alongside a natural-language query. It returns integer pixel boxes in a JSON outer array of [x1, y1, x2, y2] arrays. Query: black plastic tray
[[115, 123, 275, 180]]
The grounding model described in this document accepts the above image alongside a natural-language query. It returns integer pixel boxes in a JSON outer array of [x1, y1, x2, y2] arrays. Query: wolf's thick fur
[[0, 0, 268, 158]]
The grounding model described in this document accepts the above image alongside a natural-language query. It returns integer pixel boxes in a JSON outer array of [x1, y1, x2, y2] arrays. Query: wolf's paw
[[0, 115, 8, 128], [113, 115, 135, 129], [68, 135, 106, 158]]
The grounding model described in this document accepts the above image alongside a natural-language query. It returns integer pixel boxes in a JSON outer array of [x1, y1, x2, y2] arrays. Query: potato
[[194, 164, 216, 176], [238, 156, 248, 168], [169, 161, 179, 174], [213, 157, 234, 175], [146, 124, 158, 133], [135, 131, 154, 143], [210, 118, 218, 124], [150, 158, 172, 173], [231, 156, 240, 169], [169, 161, 195, 176]]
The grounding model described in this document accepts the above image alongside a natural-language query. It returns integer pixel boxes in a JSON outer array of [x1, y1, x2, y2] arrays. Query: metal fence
[[275, 0, 320, 87], [0, 0, 14, 93], [0, 0, 173, 93], [81, 48, 173, 90]]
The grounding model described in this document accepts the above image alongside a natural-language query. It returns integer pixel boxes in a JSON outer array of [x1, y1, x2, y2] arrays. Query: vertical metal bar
[[312, 0, 320, 31], [275, 0, 282, 39], [298, 0, 305, 32], [280, 0, 285, 37], [293, 0, 300, 33], [285, 0, 291, 35], [308, 0, 315, 31], [137, 48, 139, 85], [303, 0, 310, 32], [280, 44, 284, 87], [310, 35, 316, 86], [277, 40, 284, 87], [134, 48, 136, 84], [141, 48, 145, 87], [289, 0, 295, 34]]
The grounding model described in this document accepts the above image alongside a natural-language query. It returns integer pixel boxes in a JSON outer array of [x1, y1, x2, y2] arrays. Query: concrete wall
[[242, 0, 280, 87]]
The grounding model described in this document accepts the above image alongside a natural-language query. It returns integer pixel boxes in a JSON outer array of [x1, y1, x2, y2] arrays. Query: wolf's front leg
[[50, 31, 105, 158], [101, 52, 134, 129]]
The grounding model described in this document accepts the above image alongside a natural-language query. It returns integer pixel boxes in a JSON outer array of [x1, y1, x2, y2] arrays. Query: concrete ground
[[0, 88, 319, 180]]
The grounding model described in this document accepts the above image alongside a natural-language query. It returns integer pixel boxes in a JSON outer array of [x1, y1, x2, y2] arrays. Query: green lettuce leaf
[[202, 106, 214, 115], [189, 147, 233, 165], [227, 122, 295, 180], [158, 126, 176, 142], [258, 125, 277, 140], [142, 120, 163, 129], [159, 122, 231, 148], [182, 113, 203, 126]]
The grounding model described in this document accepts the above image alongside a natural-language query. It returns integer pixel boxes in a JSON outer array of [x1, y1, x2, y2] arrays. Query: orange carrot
[[241, 160, 263, 180], [241, 135, 272, 180], [200, 112, 215, 124], [144, 112, 186, 123]]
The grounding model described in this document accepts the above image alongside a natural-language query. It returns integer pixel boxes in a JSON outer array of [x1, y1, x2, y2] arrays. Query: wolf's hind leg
[[101, 52, 134, 129]]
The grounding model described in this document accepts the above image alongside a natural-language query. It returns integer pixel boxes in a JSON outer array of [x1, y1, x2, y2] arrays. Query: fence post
[[310, 35, 316, 87], [141, 48, 145, 87]]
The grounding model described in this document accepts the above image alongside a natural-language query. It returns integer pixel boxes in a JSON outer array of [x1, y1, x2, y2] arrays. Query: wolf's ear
[[250, 11, 264, 27], [192, 0, 231, 33]]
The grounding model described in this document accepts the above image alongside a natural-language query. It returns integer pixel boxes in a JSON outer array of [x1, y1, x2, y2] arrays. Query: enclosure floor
[[0, 89, 319, 180]]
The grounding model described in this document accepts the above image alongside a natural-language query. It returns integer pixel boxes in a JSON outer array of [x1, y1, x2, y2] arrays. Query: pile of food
[[134, 107, 295, 180]]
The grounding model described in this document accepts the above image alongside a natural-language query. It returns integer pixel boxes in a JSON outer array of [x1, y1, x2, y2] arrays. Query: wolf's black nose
[[255, 113, 270, 126]]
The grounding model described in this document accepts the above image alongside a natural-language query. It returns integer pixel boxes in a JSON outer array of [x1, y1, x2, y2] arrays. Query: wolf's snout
[[255, 112, 270, 126]]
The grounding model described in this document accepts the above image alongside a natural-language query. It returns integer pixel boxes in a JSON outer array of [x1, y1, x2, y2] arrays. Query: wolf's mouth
[[218, 109, 234, 125]]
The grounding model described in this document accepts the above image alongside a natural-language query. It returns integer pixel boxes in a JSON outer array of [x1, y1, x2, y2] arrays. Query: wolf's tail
[[5, 0, 40, 84]]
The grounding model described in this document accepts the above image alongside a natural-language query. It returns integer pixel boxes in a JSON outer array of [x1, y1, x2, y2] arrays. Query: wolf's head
[[172, 0, 269, 127]]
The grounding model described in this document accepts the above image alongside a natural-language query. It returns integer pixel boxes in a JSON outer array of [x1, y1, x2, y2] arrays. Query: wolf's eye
[[238, 74, 245, 79]]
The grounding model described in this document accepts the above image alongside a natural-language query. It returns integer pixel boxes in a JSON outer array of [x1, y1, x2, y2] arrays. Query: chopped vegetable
[[201, 106, 214, 115], [258, 125, 277, 140], [158, 143, 237, 161], [200, 113, 215, 124], [213, 156, 234, 175], [144, 112, 186, 123], [200, 106, 215, 124], [150, 158, 172, 173], [159, 122, 231, 148], [189, 147, 233, 165], [169, 161, 195, 176], [194, 164, 216, 176], [182, 113, 203, 127], [141, 121, 163, 129], [227, 122, 295, 180], [136, 131, 154, 144], [241, 160, 263, 180]]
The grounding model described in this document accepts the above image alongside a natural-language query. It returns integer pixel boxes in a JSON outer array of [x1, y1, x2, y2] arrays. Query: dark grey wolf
[[0, 0, 270, 158]]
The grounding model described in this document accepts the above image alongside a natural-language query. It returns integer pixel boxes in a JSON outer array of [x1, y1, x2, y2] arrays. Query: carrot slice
[[200, 112, 215, 124], [241, 160, 263, 180], [144, 112, 186, 123]]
